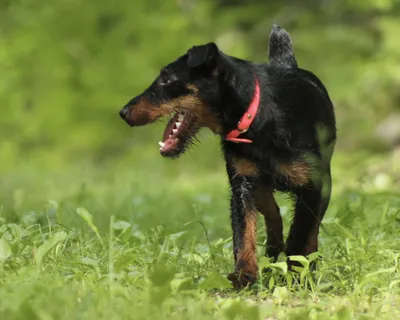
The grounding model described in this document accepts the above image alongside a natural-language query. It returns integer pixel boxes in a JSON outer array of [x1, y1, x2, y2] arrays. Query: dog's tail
[[268, 24, 298, 68]]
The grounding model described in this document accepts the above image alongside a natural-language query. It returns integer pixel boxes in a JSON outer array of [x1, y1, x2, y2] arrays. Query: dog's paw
[[227, 271, 257, 290]]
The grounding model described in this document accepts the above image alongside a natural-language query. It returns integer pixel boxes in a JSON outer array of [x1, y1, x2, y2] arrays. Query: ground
[[0, 132, 399, 320]]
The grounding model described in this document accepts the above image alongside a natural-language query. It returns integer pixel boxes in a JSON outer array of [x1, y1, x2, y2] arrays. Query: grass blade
[[76, 207, 104, 248], [0, 238, 11, 263], [35, 231, 68, 269]]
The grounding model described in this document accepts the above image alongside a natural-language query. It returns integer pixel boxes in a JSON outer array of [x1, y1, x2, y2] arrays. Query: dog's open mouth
[[159, 112, 199, 158]]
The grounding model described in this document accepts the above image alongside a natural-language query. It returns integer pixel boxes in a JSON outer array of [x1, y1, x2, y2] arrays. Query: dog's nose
[[119, 107, 128, 119]]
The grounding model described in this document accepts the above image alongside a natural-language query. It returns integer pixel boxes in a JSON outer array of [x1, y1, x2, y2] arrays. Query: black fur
[[268, 24, 298, 68], [187, 43, 219, 68], [119, 24, 336, 289]]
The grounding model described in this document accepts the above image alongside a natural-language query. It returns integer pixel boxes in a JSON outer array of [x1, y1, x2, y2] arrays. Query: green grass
[[0, 135, 399, 319]]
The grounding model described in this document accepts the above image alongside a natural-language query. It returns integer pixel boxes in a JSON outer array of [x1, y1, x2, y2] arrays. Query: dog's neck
[[225, 76, 260, 143], [215, 59, 261, 142]]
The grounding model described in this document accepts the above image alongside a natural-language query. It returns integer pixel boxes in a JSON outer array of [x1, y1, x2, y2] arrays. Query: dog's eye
[[159, 69, 174, 86], [160, 77, 172, 86]]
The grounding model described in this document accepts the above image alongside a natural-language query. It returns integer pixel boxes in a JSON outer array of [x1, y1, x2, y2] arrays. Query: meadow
[[0, 130, 399, 319], [2, 0, 400, 318]]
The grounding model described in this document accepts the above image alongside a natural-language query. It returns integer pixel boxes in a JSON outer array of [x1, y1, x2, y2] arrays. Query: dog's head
[[119, 43, 224, 158]]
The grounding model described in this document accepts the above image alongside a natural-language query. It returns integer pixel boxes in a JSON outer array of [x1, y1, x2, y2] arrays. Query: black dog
[[119, 24, 336, 289]]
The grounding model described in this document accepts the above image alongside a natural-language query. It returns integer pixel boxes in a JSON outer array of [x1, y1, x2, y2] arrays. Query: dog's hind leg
[[268, 24, 298, 68], [285, 169, 332, 264], [254, 184, 285, 260]]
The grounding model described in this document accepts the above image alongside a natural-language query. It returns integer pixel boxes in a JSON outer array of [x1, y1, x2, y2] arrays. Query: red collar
[[225, 77, 260, 143]]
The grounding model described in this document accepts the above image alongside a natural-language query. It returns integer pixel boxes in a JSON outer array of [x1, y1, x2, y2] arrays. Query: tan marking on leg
[[254, 186, 284, 258], [276, 161, 312, 186], [236, 210, 258, 277], [232, 157, 259, 178]]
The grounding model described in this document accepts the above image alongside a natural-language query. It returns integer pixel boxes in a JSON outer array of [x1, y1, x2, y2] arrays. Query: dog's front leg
[[227, 175, 258, 290]]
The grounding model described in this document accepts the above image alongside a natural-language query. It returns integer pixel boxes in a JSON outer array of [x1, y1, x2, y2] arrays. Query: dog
[[119, 24, 336, 290]]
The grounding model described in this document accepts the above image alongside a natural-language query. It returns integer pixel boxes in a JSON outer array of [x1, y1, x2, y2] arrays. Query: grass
[[0, 133, 399, 319]]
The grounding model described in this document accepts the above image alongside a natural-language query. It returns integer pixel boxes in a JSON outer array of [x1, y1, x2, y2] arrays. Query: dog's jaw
[[159, 111, 199, 158]]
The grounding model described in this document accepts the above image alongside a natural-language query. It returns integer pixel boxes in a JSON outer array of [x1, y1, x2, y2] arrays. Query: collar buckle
[[238, 126, 248, 134]]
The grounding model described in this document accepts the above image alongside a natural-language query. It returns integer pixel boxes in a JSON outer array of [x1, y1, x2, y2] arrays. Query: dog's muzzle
[[119, 105, 135, 127], [119, 107, 129, 120]]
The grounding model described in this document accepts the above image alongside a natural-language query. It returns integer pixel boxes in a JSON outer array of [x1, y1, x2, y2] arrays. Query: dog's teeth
[[178, 114, 184, 121], [172, 129, 178, 134], [169, 134, 172, 138], [158, 141, 165, 148], [175, 122, 182, 128]]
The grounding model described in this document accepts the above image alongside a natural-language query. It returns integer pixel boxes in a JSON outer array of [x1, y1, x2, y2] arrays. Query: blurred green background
[[2, 0, 400, 173], [0, 4, 400, 318]]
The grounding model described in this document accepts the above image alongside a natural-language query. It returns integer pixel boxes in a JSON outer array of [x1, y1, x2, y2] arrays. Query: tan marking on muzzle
[[158, 85, 222, 134], [126, 98, 172, 126], [127, 85, 223, 133]]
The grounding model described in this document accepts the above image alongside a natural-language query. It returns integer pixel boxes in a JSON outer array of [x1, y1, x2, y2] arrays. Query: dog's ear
[[187, 42, 219, 68]]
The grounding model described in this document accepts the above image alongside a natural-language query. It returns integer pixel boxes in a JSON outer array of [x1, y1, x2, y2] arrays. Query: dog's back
[[268, 24, 297, 68]]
